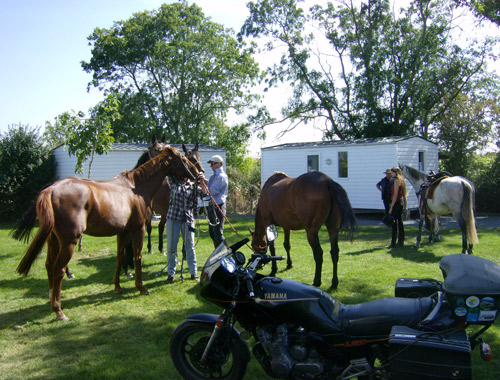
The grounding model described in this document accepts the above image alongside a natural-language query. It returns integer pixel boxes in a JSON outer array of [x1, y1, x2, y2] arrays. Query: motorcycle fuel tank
[[250, 277, 342, 334]]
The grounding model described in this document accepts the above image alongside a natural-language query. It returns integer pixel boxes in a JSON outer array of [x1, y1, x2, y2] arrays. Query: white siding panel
[[54, 146, 224, 181]]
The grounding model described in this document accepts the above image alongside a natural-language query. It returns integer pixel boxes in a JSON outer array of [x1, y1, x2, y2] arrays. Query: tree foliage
[[0, 124, 56, 221], [45, 94, 120, 177], [81, 1, 263, 164], [241, 0, 496, 140], [453, 0, 500, 25]]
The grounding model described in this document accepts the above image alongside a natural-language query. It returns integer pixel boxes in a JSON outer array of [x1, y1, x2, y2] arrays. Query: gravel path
[[357, 214, 500, 229]]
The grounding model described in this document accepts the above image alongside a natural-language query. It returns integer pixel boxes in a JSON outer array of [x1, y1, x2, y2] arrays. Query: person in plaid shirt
[[165, 177, 199, 283]]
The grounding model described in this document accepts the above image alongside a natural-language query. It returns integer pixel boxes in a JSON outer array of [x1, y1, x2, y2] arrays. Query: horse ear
[[182, 144, 188, 154]]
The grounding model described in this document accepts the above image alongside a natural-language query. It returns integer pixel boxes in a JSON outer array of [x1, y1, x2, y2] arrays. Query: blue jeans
[[166, 219, 197, 276]]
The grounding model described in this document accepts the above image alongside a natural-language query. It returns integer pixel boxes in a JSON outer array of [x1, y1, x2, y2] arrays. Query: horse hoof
[[286, 264, 293, 270], [114, 287, 123, 294], [56, 313, 68, 321], [312, 281, 321, 287], [140, 289, 150, 295]]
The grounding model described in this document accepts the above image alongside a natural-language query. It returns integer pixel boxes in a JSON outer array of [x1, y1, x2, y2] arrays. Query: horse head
[[162, 146, 200, 181], [149, 133, 168, 159], [249, 227, 267, 253], [182, 143, 205, 174]]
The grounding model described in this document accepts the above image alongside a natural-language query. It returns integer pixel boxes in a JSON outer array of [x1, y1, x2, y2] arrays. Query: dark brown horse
[[252, 171, 357, 289], [13, 146, 199, 320], [141, 143, 204, 254]]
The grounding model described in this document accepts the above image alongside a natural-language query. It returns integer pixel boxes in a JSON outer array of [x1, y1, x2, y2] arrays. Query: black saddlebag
[[389, 326, 471, 380], [394, 278, 441, 298]]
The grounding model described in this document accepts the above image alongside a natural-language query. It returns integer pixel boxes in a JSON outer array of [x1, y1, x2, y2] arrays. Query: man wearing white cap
[[206, 155, 228, 247]]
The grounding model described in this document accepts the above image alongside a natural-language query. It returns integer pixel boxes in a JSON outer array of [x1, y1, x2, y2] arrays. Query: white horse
[[400, 165, 478, 254]]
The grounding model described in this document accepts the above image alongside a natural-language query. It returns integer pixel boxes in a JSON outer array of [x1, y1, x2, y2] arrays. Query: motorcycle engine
[[254, 324, 324, 379]]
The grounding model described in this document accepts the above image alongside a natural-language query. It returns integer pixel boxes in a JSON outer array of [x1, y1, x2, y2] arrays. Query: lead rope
[[199, 181, 253, 251]]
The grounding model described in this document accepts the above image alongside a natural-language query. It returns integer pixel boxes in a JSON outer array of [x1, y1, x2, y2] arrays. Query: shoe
[[124, 270, 133, 278], [165, 275, 175, 284], [190, 274, 200, 282]]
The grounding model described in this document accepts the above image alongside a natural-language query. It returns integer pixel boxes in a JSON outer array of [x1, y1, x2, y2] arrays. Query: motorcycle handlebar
[[251, 254, 285, 263]]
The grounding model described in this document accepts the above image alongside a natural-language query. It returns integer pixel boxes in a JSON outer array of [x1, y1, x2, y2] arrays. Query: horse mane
[[134, 150, 151, 169], [123, 147, 179, 185], [263, 171, 289, 188], [404, 165, 426, 181]]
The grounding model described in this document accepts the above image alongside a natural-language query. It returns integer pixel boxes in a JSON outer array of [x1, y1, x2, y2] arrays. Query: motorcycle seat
[[335, 297, 434, 337]]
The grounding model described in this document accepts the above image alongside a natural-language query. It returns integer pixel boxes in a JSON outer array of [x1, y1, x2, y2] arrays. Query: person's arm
[[403, 193, 408, 215]]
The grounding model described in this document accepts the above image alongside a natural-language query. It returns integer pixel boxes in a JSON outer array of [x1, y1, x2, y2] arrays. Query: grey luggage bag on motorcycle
[[389, 326, 472, 379], [440, 254, 500, 323]]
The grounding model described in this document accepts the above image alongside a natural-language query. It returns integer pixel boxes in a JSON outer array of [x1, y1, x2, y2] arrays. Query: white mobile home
[[53, 143, 225, 180], [260, 136, 438, 211]]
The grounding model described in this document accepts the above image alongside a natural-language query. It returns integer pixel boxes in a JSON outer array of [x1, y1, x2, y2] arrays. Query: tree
[[453, 0, 500, 25], [433, 92, 500, 175], [0, 124, 56, 221], [46, 94, 120, 177], [81, 1, 264, 163], [241, 0, 495, 140]]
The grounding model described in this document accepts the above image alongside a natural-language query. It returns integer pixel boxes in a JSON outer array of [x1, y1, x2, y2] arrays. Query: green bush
[[0, 124, 56, 221], [467, 153, 500, 214]]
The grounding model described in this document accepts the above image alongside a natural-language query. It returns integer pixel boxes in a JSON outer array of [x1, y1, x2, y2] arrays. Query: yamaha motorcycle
[[170, 232, 500, 379]]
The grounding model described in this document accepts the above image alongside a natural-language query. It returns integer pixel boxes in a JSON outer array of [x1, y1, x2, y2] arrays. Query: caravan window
[[338, 151, 348, 178], [418, 151, 425, 171], [307, 155, 319, 172]]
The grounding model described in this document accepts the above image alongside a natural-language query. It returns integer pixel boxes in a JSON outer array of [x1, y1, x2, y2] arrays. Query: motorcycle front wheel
[[170, 321, 249, 380]]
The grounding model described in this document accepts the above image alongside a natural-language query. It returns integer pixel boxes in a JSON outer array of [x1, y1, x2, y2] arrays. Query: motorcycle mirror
[[234, 251, 246, 266], [266, 225, 278, 242]]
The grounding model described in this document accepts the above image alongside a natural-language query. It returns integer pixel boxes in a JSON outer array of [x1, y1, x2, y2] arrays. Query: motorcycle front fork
[[200, 310, 231, 364]]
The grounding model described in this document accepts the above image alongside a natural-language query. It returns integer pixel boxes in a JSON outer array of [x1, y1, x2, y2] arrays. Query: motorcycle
[[170, 231, 500, 379]]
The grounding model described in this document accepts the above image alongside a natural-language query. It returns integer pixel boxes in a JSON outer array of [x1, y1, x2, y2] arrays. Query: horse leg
[[146, 218, 153, 254], [454, 212, 469, 254], [269, 240, 277, 277], [158, 215, 166, 255], [46, 232, 59, 301], [415, 218, 424, 248], [283, 229, 293, 269], [50, 239, 77, 321], [306, 230, 323, 287], [115, 234, 127, 294], [131, 228, 149, 295], [328, 230, 340, 290]]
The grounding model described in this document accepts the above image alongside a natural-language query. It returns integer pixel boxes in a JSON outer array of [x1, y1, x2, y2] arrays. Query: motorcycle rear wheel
[[170, 321, 248, 380]]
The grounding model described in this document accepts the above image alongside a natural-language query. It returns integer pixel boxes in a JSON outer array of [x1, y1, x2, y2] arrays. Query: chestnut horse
[[144, 144, 204, 254], [252, 171, 357, 289], [13, 146, 199, 320]]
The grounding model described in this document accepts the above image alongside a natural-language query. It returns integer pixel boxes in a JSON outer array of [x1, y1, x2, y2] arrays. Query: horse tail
[[16, 189, 54, 276], [327, 180, 358, 240], [10, 201, 38, 243], [461, 181, 478, 244]]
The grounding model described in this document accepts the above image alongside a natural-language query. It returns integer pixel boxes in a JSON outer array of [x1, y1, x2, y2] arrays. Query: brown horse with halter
[[144, 143, 205, 254], [252, 171, 357, 289], [12, 146, 199, 320]]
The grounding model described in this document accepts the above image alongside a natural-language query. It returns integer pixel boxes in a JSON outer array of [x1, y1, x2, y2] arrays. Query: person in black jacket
[[376, 169, 393, 215]]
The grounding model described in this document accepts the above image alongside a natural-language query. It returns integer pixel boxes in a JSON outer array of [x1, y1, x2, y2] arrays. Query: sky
[[0, 0, 497, 156]]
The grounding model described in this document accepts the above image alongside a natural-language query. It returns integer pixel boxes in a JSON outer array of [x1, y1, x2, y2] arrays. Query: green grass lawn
[[1, 217, 499, 379]]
